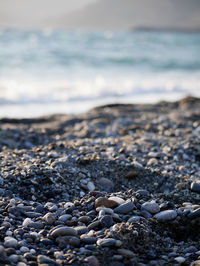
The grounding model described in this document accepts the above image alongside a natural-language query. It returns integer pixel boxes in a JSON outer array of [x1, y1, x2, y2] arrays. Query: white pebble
[[22, 218, 32, 227], [174, 256, 185, 263], [87, 181, 95, 191]]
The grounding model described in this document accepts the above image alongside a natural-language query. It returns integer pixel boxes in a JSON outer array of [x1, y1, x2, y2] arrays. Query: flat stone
[[95, 197, 118, 208], [154, 210, 177, 222], [141, 201, 160, 214], [114, 201, 135, 214], [190, 182, 200, 193], [97, 238, 116, 247], [49, 226, 77, 239]]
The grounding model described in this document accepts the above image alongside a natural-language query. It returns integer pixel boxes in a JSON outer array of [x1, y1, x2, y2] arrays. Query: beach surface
[[0, 96, 200, 265]]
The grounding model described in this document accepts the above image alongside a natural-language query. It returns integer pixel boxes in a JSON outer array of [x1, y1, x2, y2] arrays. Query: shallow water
[[0, 29, 200, 117]]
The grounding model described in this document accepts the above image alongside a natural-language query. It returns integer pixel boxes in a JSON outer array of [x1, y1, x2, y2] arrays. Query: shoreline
[[0, 96, 200, 265]]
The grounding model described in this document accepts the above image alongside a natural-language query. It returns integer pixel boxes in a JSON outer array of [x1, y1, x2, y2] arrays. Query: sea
[[0, 28, 200, 117]]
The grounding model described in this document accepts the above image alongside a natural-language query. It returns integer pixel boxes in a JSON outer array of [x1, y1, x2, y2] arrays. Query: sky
[[0, 0, 199, 30], [0, 0, 97, 28]]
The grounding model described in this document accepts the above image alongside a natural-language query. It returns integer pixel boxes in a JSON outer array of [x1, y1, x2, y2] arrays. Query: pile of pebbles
[[0, 96, 200, 265]]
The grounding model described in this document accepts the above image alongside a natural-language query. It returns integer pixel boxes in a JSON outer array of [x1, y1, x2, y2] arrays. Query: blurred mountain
[[52, 0, 200, 31]]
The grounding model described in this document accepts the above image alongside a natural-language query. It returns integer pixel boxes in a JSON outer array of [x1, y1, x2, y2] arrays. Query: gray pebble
[[141, 201, 160, 214], [154, 210, 177, 221], [114, 201, 134, 214], [58, 214, 72, 223]]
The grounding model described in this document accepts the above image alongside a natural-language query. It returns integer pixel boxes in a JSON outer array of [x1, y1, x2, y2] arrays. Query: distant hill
[[51, 0, 200, 31]]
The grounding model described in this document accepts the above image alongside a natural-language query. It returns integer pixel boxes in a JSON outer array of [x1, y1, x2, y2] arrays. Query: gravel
[[0, 96, 200, 265]]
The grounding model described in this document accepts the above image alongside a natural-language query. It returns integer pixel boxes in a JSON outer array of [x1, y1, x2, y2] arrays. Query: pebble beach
[[0, 96, 200, 266]]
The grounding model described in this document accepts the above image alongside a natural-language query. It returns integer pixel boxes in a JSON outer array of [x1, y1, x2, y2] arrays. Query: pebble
[[69, 236, 80, 247], [37, 254, 60, 265], [99, 178, 114, 190], [87, 181, 96, 191], [117, 248, 135, 258], [141, 201, 160, 214], [85, 255, 100, 266], [49, 226, 77, 239], [4, 237, 18, 248], [43, 213, 56, 225], [22, 218, 32, 227], [100, 215, 113, 228], [154, 210, 177, 221], [114, 201, 135, 214], [191, 260, 200, 266], [190, 182, 200, 193], [127, 215, 141, 223], [58, 214, 72, 223], [97, 238, 116, 247], [188, 208, 200, 220], [75, 226, 88, 235], [174, 256, 186, 263], [95, 197, 118, 208], [108, 196, 125, 205]]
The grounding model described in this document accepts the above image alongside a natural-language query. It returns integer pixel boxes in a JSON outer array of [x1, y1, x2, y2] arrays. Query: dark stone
[[188, 208, 200, 220], [190, 182, 200, 193], [100, 215, 113, 228]]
